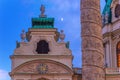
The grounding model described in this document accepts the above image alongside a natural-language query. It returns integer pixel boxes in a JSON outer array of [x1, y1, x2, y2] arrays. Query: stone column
[[106, 41, 110, 67], [81, 0, 105, 80]]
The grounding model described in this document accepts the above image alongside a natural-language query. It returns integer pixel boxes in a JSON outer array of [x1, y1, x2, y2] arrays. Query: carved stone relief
[[81, 9, 101, 25], [82, 37, 104, 53], [81, 23, 102, 38], [82, 51, 104, 67], [81, 0, 100, 11], [16, 61, 70, 74]]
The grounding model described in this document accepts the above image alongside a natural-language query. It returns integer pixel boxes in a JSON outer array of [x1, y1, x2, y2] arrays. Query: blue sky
[[0, 0, 105, 80]]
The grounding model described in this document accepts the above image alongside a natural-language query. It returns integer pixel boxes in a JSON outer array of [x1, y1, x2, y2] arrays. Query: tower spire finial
[[39, 4, 47, 18]]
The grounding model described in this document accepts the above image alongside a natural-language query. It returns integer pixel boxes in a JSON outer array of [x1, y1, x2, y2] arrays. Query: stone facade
[[102, 0, 120, 79], [10, 28, 74, 80]]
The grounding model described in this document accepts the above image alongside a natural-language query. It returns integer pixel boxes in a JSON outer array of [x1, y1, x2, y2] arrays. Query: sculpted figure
[[40, 5, 46, 17], [20, 30, 26, 42], [59, 30, 65, 42]]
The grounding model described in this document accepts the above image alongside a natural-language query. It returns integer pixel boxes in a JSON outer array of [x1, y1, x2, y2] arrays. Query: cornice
[[103, 32, 112, 38], [10, 55, 73, 59], [103, 28, 120, 39], [9, 72, 73, 76], [112, 18, 120, 24], [106, 74, 120, 76]]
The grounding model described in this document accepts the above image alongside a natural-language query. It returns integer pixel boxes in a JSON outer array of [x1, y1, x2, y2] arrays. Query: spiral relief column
[[81, 0, 105, 80]]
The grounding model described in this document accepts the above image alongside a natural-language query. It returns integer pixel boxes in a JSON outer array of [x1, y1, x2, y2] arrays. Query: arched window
[[115, 4, 120, 18], [36, 40, 49, 54], [117, 42, 120, 67]]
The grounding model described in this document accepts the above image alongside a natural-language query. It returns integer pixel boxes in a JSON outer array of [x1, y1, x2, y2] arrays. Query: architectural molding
[[10, 59, 73, 76]]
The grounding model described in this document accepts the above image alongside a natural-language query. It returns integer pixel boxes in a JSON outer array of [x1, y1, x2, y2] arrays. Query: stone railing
[[73, 68, 120, 74], [106, 68, 120, 74], [73, 68, 82, 74]]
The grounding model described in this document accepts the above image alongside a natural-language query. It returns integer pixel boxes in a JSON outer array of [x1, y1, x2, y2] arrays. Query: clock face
[[37, 63, 48, 74]]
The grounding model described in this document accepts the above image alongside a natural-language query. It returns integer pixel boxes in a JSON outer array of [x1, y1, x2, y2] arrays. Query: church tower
[[102, 0, 120, 79], [9, 5, 73, 80]]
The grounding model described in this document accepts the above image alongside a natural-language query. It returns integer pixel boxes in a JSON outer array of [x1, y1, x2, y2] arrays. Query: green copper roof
[[102, 0, 112, 24], [31, 17, 54, 29], [103, 0, 112, 14]]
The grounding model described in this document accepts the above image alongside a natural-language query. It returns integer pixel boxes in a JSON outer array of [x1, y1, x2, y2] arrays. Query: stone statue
[[102, 15, 105, 26], [105, 12, 109, 24], [66, 41, 70, 48], [40, 5, 46, 17], [20, 29, 26, 42], [59, 30, 65, 42], [16, 40, 20, 48]]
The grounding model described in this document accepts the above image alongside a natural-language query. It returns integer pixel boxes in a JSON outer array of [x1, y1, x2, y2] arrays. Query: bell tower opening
[[36, 40, 49, 54]]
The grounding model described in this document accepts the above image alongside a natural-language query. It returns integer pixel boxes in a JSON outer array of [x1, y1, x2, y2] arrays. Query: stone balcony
[[73, 68, 120, 74], [106, 68, 120, 74]]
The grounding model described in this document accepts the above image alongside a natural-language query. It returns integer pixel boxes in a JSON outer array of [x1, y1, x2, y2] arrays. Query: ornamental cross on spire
[[39, 4, 47, 18]]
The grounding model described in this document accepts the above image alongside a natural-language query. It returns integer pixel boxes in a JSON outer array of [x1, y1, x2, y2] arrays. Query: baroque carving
[[20, 30, 26, 42], [81, 0, 100, 11], [21, 63, 37, 73], [81, 23, 102, 38], [82, 37, 103, 53], [82, 51, 104, 67], [81, 9, 101, 25], [15, 61, 69, 74], [48, 64, 67, 73]]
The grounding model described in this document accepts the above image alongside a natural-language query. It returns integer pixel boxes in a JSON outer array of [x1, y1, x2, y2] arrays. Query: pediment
[[11, 59, 73, 75], [14, 35, 71, 55]]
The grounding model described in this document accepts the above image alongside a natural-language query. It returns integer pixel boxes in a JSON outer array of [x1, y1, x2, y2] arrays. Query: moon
[[61, 18, 64, 21]]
